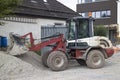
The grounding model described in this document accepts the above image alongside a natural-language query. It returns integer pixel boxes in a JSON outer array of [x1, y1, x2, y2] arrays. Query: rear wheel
[[47, 51, 68, 71], [86, 50, 105, 69], [76, 59, 86, 66], [41, 51, 50, 67]]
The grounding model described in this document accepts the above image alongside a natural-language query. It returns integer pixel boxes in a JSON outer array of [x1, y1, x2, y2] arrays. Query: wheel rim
[[54, 57, 64, 68], [92, 54, 102, 65]]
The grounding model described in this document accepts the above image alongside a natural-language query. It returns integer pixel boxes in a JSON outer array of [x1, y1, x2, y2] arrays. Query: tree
[[0, 0, 20, 18], [94, 25, 107, 36], [0, 0, 20, 25]]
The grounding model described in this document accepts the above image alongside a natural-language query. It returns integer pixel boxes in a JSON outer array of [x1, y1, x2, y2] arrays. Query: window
[[82, 0, 85, 3], [80, 12, 89, 17], [85, 12, 89, 17], [67, 19, 89, 40], [101, 11, 107, 17], [0, 16, 37, 23], [43, 0, 47, 2], [85, 0, 92, 3], [80, 10, 111, 19], [92, 12, 95, 18], [106, 10, 111, 17], [78, 0, 85, 4], [78, 0, 108, 4], [81, 0, 92, 4], [96, 11, 100, 18], [77, 19, 89, 38], [92, 0, 95, 2], [81, 13, 85, 17], [68, 21, 76, 40]]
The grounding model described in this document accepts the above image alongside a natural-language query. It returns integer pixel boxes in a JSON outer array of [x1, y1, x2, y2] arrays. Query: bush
[[94, 25, 107, 36]]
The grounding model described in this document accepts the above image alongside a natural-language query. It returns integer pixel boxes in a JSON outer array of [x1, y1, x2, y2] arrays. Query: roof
[[14, 0, 79, 19]]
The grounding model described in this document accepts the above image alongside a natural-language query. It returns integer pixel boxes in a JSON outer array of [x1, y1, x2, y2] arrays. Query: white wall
[[0, 21, 39, 38], [117, 1, 120, 25], [117, 1, 120, 36], [0, 18, 66, 45], [37, 18, 66, 26], [0, 21, 40, 45]]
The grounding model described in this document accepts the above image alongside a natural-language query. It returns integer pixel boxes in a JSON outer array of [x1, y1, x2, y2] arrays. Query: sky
[[57, 0, 78, 11]]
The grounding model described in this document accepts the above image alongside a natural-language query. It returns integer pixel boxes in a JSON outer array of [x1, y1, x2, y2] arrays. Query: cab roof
[[67, 16, 94, 21]]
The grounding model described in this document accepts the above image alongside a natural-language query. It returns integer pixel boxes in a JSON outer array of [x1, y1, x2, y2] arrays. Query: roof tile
[[15, 0, 79, 19]]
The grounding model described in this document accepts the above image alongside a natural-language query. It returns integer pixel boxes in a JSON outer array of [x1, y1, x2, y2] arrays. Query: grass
[[35, 50, 41, 56]]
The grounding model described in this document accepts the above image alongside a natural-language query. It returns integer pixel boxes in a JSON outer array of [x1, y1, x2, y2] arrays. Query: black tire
[[47, 51, 68, 71], [76, 59, 86, 66], [41, 52, 50, 67], [86, 50, 105, 69]]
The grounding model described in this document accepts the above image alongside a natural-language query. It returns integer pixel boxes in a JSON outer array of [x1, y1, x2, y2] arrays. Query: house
[[0, 0, 78, 44], [77, 0, 120, 41]]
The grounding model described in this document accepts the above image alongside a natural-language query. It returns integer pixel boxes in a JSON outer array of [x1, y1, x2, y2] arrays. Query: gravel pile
[[0, 51, 40, 80]]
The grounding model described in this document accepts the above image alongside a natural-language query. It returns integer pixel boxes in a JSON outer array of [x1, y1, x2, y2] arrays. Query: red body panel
[[76, 49, 82, 58], [105, 48, 114, 58], [21, 32, 66, 52]]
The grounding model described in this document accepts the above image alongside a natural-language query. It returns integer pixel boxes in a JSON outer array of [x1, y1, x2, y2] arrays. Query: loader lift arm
[[20, 32, 66, 52], [21, 32, 34, 47]]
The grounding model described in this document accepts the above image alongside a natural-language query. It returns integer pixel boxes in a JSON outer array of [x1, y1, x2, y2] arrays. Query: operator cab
[[66, 16, 94, 49], [67, 16, 94, 40]]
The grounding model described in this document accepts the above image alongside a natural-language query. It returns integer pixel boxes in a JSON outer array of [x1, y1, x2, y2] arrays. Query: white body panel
[[67, 36, 113, 48]]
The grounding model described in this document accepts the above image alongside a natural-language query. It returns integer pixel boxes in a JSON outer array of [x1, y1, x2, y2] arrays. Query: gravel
[[0, 51, 120, 80], [0, 51, 41, 80]]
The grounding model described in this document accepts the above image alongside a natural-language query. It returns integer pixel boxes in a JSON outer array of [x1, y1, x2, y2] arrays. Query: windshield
[[67, 19, 89, 40], [77, 19, 89, 38]]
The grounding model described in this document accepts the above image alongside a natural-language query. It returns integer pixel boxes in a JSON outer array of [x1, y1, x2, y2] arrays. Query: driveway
[[0, 51, 120, 80], [17, 51, 120, 80]]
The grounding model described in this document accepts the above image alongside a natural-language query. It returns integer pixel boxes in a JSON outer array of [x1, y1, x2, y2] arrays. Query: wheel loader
[[7, 16, 114, 71]]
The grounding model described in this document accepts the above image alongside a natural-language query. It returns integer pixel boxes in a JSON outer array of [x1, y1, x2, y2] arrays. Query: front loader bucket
[[8, 43, 29, 55], [7, 33, 29, 55]]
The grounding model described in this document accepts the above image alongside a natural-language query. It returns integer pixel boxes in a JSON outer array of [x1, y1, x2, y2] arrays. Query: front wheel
[[86, 50, 105, 69], [47, 51, 68, 71]]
